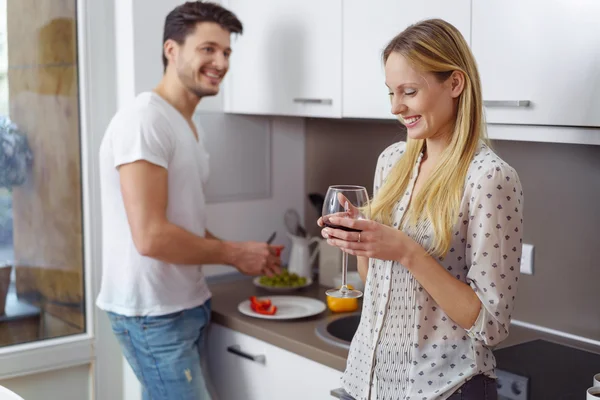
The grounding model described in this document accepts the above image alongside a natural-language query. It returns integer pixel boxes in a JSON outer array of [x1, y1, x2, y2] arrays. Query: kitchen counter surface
[[207, 274, 600, 372], [208, 274, 350, 371]]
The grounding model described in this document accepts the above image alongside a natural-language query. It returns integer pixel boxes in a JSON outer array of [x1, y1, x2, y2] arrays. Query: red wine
[[324, 223, 362, 233]]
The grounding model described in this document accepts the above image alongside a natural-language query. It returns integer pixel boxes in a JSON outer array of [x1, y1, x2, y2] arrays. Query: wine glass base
[[326, 288, 363, 299]]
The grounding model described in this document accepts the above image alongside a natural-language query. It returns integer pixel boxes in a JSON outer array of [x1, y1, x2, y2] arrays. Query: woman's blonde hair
[[370, 18, 488, 258]]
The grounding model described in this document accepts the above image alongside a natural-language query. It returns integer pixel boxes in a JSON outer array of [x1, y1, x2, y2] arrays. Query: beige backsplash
[[305, 118, 600, 341]]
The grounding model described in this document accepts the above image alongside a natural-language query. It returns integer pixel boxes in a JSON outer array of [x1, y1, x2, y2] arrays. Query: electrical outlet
[[520, 244, 534, 275]]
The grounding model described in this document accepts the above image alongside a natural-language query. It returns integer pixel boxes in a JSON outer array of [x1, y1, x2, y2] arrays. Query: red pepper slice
[[249, 297, 277, 315], [250, 296, 271, 308], [253, 304, 277, 315]]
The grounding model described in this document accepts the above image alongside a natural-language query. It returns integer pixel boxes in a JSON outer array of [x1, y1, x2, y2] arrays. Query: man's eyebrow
[[197, 41, 232, 52]]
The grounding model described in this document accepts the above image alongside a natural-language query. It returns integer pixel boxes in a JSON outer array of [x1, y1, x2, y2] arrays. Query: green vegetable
[[259, 270, 308, 287]]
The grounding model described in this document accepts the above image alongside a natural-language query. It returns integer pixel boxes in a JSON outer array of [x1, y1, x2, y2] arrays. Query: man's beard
[[177, 67, 218, 99]]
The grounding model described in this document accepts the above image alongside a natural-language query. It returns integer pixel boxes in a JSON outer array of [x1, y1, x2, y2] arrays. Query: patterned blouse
[[342, 141, 524, 400]]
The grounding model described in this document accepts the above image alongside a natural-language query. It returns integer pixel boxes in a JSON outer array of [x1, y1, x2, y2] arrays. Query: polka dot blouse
[[342, 141, 524, 400]]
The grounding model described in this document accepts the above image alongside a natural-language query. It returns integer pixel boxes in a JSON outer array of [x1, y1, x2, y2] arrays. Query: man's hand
[[228, 242, 284, 276]]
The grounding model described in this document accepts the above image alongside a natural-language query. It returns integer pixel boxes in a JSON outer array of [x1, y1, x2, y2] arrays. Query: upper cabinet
[[342, 0, 471, 120], [216, 0, 600, 144], [472, 1, 600, 128], [223, 0, 342, 118]]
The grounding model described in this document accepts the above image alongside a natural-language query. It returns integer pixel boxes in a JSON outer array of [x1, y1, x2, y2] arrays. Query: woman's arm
[[325, 220, 481, 328], [357, 256, 369, 283], [402, 248, 481, 329], [322, 165, 524, 344]]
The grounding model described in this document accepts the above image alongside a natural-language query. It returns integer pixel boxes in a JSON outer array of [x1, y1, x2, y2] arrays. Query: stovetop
[[494, 339, 600, 400]]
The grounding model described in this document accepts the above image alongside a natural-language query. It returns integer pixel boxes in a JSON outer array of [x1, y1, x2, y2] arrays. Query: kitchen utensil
[[287, 233, 320, 279], [238, 296, 326, 320], [284, 209, 307, 237], [322, 185, 370, 299], [587, 386, 600, 399], [266, 231, 276, 244], [253, 276, 313, 292], [308, 192, 325, 214]]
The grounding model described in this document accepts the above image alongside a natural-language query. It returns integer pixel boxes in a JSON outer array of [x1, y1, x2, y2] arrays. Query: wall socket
[[520, 243, 535, 275]]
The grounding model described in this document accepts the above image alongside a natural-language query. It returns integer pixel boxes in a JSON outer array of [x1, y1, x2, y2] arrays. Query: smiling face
[[385, 52, 463, 141], [164, 22, 232, 99]]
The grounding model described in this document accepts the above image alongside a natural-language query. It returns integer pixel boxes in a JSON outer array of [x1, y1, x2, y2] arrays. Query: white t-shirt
[[96, 92, 212, 316]]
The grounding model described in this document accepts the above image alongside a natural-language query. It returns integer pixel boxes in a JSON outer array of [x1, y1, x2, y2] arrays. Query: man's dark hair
[[162, 1, 243, 69]]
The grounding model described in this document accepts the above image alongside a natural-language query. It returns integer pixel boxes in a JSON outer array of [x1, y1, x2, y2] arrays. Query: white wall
[[203, 117, 306, 275], [0, 365, 91, 400]]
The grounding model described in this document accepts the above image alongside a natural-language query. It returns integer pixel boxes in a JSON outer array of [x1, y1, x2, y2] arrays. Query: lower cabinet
[[207, 323, 343, 399]]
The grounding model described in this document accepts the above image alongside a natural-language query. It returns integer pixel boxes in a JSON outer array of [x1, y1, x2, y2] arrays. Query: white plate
[[252, 276, 313, 292], [238, 296, 326, 320]]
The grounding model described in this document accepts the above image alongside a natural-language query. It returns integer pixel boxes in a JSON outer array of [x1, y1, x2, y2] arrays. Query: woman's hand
[[319, 216, 422, 265]]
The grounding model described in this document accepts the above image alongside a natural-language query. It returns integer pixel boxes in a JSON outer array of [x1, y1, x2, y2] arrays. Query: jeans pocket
[[107, 312, 130, 334]]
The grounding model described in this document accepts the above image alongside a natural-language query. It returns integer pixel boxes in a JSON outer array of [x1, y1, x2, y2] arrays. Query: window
[[0, 0, 85, 347]]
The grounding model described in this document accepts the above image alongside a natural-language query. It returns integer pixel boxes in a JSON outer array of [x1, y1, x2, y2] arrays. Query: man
[[96, 2, 282, 399]]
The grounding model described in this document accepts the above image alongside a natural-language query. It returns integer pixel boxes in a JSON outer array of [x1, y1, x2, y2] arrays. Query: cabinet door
[[224, 0, 342, 118], [342, 0, 471, 120], [473, 0, 600, 127], [207, 324, 342, 400]]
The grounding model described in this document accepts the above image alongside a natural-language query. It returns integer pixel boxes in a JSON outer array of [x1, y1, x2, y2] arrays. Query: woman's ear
[[449, 70, 466, 98]]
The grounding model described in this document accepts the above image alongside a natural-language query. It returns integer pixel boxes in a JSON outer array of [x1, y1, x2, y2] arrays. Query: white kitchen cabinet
[[207, 323, 343, 400], [473, 0, 600, 128], [342, 0, 471, 120], [223, 0, 342, 118]]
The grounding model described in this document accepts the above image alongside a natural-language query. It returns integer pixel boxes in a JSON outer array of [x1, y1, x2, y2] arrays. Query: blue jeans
[[107, 299, 213, 400]]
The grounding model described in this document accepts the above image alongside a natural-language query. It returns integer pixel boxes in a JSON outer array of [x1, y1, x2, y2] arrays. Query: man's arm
[[119, 160, 281, 275], [205, 230, 221, 241]]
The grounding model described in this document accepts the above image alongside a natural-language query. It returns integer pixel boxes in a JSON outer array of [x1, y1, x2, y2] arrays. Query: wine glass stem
[[341, 251, 348, 291]]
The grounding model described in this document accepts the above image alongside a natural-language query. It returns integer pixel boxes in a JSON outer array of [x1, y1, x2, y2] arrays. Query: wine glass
[[322, 185, 370, 298]]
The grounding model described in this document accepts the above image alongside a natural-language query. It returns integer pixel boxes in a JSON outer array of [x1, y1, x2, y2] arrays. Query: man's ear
[[163, 39, 178, 67]]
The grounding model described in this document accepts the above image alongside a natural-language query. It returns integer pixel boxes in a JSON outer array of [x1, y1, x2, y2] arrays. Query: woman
[[319, 19, 523, 400]]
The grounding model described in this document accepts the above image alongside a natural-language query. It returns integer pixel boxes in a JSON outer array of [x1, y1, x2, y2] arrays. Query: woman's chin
[[406, 129, 430, 140]]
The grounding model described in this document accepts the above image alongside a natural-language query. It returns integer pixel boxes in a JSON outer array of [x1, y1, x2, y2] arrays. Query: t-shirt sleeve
[[110, 111, 173, 169]]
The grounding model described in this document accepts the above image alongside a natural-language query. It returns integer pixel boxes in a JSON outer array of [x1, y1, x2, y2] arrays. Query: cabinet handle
[[484, 100, 531, 107], [293, 98, 333, 105], [226, 345, 266, 365], [330, 388, 346, 398]]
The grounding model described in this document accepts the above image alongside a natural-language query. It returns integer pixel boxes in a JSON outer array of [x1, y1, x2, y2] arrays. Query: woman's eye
[[404, 89, 416, 96]]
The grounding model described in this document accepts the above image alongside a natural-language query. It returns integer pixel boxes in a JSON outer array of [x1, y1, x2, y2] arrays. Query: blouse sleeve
[[372, 142, 406, 197], [465, 164, 524, 348]]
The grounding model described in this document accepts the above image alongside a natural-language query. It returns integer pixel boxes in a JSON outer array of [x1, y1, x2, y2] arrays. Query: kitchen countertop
[[207, 274, 600, 372], [208, 274, 350, 371]]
